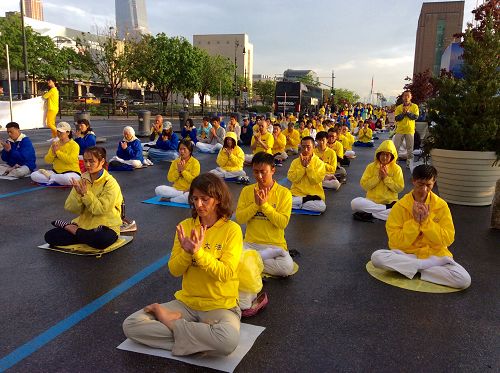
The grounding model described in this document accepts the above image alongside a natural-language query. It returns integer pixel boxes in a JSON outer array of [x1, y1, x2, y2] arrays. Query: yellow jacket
[[251, 132, 274, 154], [340, 132, 355, 151], [394, 103, 419, 134], [235, 181, 292, 250], [285, 129, 300, 150], [65, 169, 123, 234], [357, 127, 373, 143], [43, 87, 59, 112], [288, 154, 326, 200], [272, 132, 287, 154], [44, 139, 80, 174], [314, 147, 337, 174], [169, 217, 243, 311], [386, 191, 454, 259], [167, 156, 200, 192], [327, 140, 344, 159], [360, 140, 404, 204], [298, 128, 310, 139], [216, 132, 244, 171]]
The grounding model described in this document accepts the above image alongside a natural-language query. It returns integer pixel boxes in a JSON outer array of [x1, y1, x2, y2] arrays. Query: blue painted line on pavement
[[0, 186, 47, 200], [0, 254, 170, 372]]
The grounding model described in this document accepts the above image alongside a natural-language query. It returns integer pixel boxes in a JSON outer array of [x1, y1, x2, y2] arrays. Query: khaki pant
[[123, 300, 241, 356], [0, 164, 31, 178], [393, 133, 414, 165]]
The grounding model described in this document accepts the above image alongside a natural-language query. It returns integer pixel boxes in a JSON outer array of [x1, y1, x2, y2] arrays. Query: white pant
[[210, 167, 246, 179], [393, 134, 414, 165], [244, 242, 294, 277], [109, 156, 142, 168], [274, 152, 288, 161], [345, 150, 356, 158], [371, 249, 471, 289], [155, 186, 189, 204], [286, 147, 298, 155], [31, 170, 80, 185], [238, 291, 257, 311], [0, 164, 31, 178], [323, 176, 341, 190], [292, 196, 327, 212], [244, 153, 254, 163], [351, 197, 391, 221], [196, 142, 222, 154]]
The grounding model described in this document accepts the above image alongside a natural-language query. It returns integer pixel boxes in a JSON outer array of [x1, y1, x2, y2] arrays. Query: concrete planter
[[431, 149, 500, 206]]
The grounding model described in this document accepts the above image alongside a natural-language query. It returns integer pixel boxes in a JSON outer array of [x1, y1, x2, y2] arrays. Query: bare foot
[[144, 303, 182, 331], [64, 224, 79, 235]]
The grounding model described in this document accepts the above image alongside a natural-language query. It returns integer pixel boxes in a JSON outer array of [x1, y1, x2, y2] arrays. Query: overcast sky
[[1, 0, 477, 100]]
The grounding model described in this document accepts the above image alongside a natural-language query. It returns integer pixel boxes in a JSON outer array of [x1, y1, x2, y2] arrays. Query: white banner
[[0, 97, 46, 130]]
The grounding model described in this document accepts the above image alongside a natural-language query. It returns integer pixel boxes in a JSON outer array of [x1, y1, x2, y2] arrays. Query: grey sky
[[1, 0, 477, 100]]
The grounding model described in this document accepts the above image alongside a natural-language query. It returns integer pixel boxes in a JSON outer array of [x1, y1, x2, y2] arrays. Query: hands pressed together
[[412, 201, 430, 224], [254, 186, 270, 206], [176, 224, 206, 255], [71, 178, 88, 196]]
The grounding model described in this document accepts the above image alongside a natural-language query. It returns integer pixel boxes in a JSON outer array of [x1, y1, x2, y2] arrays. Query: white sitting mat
[[117, 323, 265, 373]]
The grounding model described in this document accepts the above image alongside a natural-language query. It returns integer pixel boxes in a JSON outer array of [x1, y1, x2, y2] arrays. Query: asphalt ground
[[0, 120, 498, 372]]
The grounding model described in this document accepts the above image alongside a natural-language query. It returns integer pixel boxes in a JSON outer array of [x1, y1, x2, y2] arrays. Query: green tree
[[297, 74, 320, 87], [333, 88, 360, 105], [252, 80, 276, 106]]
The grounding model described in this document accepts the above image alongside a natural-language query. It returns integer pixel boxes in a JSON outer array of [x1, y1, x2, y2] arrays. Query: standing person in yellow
[[284, 122, 300, 154], [244, 120, 274, 163], [123, 173, 243, 356], [393, 90, 419, 168], [351, 140, 404, 222], [31, 122, 80, 185], [288, 136, 327, 212], [271, 122, 288, 166], [155, 139, 200, 203], [315, 131, 340, 190], [210, 132, 247, 180], [371, 165, 471, 289], [42, 77, 59, 140]]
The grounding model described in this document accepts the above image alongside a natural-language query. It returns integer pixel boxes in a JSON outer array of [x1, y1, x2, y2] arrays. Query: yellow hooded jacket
[[169, 217, 243, 311], [44, 139, 80, 174], [340, 132, 355, 150], [327, 140, 344, 159], [216, 132, 245, 172], [357, 127, 373, 143], [288, 154, 326, 200], [314, 147, 337, 174], [235, 181, 292, 250], [65, 169, 123, 234], [285, 128, 300, 150], [167, 156, 200, 192], [386, 191, 454, 258], [272, 132, 287, 154], [360, 140, 404, 204], [394, 103, 419, 134]]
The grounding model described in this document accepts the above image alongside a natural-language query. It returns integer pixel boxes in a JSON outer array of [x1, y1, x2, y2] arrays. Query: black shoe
[[288, 249, 301, 258], [302, 195, 321, 204], [353, 211, 374, 222]]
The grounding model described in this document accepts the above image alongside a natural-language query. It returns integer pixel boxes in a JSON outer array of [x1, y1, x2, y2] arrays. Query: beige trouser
[[210, 167, 246, 179], [0, 165, 31, 178], [244, 242, 294, 277], [123, 299, 241, 356], [393, 134, 414, 165]]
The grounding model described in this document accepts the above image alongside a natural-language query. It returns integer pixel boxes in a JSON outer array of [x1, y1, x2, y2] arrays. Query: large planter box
[[431, 149, 500, 206]]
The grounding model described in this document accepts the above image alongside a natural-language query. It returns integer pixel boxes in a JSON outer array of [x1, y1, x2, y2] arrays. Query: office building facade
[[23, 0, 44, 21]]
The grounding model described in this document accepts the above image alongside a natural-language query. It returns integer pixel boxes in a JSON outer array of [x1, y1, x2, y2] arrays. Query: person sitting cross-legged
[[210, 132, 246, 180], [195, 116, 225, 154], [108, 126, 145, 169], [155, 139, 200, 204], [354, 121, 374, 147], [148, 122, 180, 163], [288, 136, 326, 212], [284, 121, 300, 155], [314, 131, 340, 190], [351, 140, 404, 222], [244, 120, 274, 164], [371, 165, 471, 289], [0, 121, 36, 178], [271, 122, 288, 166]]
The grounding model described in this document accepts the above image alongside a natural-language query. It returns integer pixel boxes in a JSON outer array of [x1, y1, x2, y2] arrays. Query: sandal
[[241, 292, 268, 318]]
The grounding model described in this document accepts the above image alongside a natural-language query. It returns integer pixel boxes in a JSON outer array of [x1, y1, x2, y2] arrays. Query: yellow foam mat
[[262, 261, 299, 278], [366, 261, 462, 293], [38, 235, 133, 258]]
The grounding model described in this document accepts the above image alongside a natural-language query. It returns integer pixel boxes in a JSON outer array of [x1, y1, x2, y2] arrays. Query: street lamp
[[242, 47, 247, 110], [67, 60, 72, 99], [20, 0, 30, 98], [234, 39, 239, 112]]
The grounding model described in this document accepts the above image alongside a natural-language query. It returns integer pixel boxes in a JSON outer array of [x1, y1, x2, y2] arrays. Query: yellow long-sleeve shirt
[[298, 128, 310, 139], [394, 103, 419, 134], [284, 129, 300, 150], [167, 156, 200, 192], [65, 169, 123, 234], [235, 181, 292, 250], [272, 132, 287, 154], [43, 87, 59, 112], [216, 146, 245, 172], [44, 139, 80, 174], [314, 147, 337, 174], [360, 140, 404, 204], [168, 217, 243, 311], [251, 132, 274, 154], [386, 191, 454, 259], [357, 127, 373, 143], [340, 132, 355, 151], [327, 140, 344, 159], [288, 154, 326, 200]]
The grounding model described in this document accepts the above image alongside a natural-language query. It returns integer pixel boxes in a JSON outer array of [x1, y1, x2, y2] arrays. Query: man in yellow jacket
[[393, 90, 419, 168], [284, 122, 300, 154], [371, 165, 471, 289], [351, 140, 404, 221], [288, 136, 326, 212], [314, 131, 340, 190], [244, 120, 274, 163], [271, 123, 288, 165]]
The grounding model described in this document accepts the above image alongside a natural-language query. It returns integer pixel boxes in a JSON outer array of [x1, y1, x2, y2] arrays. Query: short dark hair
[[327, 127, 336, 133], [412, 164, 437, 181], [251, 151, 275, 168], [178, 138, 194, 154], [46, 76, 56, 83], [6, 122, 20, 129], [301, 136, 315, 145], [185, 118, 194, 127], [189, 173, 233, 220], [315, 131, 328, 141], [202, 116, 210, 121], [273, 122, 281, 128], [77, 119, 92, 133], [210, 116, 220, 123], [230, 114, 237, 119], [84, 146, 107, 167]]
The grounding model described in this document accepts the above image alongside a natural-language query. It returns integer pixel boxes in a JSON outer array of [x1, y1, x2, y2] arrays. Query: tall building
[[115, 0, 149, 40], [23, 0, 44, 21], [193, 34, 254, 89], [413, 1, 464, 76]]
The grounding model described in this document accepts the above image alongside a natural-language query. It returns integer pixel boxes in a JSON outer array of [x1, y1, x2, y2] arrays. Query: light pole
[[234, 40, 239, 112], [20, 0, 30, 98], [67, 60, 72, 99], [242, 47, 247, 110]]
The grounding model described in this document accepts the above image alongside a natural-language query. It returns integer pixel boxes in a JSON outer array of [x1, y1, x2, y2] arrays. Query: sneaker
[[143, 159, 154, 166], [120, 219, 137, 233], [353, 211, 374, 222], [241, 292, 269, 318], [237, 176, 250, 185], [274, 160, 283, 167]]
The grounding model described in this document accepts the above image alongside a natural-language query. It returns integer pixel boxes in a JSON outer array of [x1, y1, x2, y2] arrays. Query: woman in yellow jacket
[[155, 139, 200, 204], [123, 173, 243, 356], [42, 77, 59, 139], [31, 122, 80, 185], [354, 121, 374, 147], [210, 132, 246, 179], [44, 146, 123, 250], [351, 140, 404, 221]]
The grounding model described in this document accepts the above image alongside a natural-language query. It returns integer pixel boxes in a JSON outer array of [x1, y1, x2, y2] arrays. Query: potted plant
[[424, 3, 500, 206]]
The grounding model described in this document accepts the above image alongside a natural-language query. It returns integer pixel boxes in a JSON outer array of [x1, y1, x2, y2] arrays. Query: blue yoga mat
[[142, 196, 190, 208], [291, 208, 322, 216]]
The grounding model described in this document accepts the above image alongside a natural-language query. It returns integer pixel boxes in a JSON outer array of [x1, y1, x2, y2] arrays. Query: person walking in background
[[42, 77, 59, 140]]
